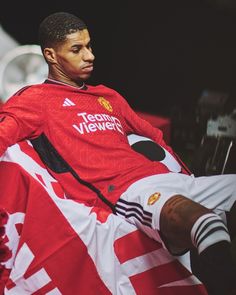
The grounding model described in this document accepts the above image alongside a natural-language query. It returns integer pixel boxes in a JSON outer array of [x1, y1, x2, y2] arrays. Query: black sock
[[191, 241, 236, 295]]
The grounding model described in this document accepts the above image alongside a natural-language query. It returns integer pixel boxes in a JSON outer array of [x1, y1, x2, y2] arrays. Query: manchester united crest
[[147, 192, 161, 205], [98, 97, 113, 112]]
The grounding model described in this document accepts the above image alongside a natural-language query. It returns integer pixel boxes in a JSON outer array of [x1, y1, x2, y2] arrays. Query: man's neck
[[46, 78, 86, 90]]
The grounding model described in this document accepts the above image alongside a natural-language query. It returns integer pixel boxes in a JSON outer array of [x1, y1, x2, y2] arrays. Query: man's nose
[[83, 48, 95, 61]]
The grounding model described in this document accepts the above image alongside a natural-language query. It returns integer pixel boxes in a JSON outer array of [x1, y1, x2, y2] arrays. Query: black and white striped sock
[[191, 213, 230, 254]]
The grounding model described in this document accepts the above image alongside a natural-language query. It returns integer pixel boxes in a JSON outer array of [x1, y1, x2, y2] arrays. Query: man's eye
[[72, 46, 82, 53]]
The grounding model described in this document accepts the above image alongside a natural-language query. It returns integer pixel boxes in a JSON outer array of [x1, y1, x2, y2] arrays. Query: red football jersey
[[0, 80, 189, 211]]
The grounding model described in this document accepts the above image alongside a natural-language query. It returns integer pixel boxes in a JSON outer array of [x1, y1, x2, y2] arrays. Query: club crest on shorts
[[147, 192, 161, 205], [98, 97, 113, 112]]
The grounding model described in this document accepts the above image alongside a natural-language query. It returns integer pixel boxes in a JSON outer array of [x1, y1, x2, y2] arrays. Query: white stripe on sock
[[191, 213, 230, 254]]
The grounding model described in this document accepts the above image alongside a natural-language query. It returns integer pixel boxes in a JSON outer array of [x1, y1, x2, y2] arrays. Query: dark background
[[1, 0, 236, 153]]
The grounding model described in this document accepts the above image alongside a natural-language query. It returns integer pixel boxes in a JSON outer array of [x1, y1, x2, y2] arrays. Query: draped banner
[[0, 141, 207, 294]]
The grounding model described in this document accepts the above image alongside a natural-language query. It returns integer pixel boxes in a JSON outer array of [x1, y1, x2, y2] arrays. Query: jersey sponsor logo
[[63, 98, 76, 107], [73, 112, 124, 135], [98, 97, 113, 112], [147, 192, 161, 205]]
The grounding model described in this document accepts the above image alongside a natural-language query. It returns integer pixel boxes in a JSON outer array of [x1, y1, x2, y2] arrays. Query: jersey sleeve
[[0, 91, 44, 156], [116, 92, 173, 153], [115, 91, 192, 174]]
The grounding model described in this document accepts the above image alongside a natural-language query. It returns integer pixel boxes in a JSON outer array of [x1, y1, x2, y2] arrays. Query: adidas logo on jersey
[[63, 98, 75, 107]]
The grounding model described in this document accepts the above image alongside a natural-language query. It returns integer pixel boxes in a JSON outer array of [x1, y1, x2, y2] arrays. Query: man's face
[[50, 29, 95, 83]]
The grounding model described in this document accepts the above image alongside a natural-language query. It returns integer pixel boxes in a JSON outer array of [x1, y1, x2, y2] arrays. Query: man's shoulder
[[12, 83, 48, 97]]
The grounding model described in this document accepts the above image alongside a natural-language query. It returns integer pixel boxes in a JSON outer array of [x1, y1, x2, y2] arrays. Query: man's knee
[[159, 194, 223, 254]]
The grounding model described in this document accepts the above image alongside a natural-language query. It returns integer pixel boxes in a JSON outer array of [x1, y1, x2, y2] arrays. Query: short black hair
[[38, 12, 87, 50]]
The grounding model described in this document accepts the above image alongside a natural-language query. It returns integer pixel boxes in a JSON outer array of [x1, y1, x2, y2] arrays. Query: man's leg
[[160, 194, 236, 295], [117, 173, 236, 294]]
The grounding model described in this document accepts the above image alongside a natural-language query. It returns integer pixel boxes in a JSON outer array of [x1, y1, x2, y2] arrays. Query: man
[[0, 12, 235, 294]]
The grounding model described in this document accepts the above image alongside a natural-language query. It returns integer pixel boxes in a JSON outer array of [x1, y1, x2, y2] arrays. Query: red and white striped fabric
[[0, 141, 208, 294]]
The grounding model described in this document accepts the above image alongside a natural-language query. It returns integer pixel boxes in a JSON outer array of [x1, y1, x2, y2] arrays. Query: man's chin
[[80, 73, 92, 81]]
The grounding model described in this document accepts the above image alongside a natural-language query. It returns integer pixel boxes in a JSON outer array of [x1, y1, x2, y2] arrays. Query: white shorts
[[115, 173, 236, 241]]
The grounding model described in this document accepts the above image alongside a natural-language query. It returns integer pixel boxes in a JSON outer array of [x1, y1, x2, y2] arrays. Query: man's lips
[[82, 65, 93, 72]]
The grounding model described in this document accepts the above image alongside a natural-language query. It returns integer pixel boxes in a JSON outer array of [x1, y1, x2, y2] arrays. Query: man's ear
[[43, 48, 57, 64]]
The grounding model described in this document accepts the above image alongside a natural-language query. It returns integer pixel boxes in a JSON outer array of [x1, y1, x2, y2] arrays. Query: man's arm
[[117, 93, 191, 173], [0, 91, 44, 156], [0, 115, 20, 155]]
